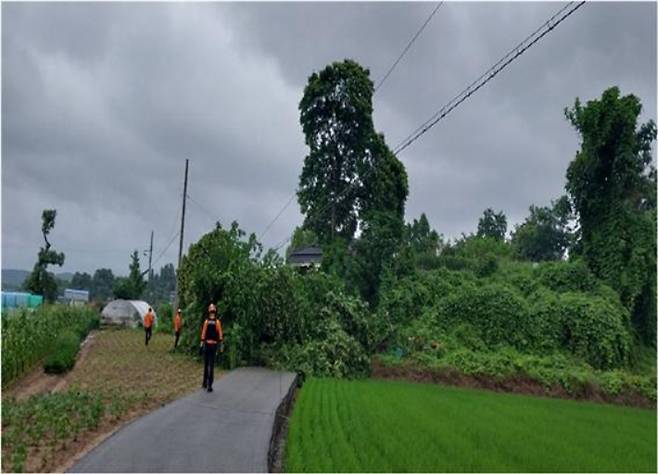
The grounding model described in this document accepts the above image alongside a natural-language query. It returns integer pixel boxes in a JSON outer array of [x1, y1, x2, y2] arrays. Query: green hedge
[[382, 261, 633, 370], [44, 331, 81, 374]]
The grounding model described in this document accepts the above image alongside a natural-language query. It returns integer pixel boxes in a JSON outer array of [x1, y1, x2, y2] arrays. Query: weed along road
[[69, 367, 298, 473]]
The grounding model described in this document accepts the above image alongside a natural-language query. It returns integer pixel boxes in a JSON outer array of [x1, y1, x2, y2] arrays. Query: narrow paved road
[[70, 367, 297, 473]]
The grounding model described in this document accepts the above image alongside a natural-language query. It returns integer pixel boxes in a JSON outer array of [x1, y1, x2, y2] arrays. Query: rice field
[[285, 377, 657, 472]]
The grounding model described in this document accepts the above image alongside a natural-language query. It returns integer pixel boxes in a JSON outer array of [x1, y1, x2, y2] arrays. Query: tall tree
[[565, 86, 657, 343], [92, 268, 115, 301], [24, 209, 65, 302], [510, 196, 574, 261], [297, 59, 376, 243], [112, 251, 146, 300], [71, 272, 92, 291], [477, 208, 507, 241]]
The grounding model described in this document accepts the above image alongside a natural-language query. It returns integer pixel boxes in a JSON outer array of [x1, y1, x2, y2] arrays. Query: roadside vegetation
[[174, 71, 656, 408], [1, 306, 99, 386], [1, 329, 202, 473], [285, 378, 657, 472]]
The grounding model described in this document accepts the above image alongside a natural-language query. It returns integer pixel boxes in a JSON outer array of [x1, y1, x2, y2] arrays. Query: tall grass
[[286, 378, 657, 472]]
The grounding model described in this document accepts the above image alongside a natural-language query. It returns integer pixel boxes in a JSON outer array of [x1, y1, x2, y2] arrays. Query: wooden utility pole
[[147, 230, 154, 282], [177, 159, 189, 270]]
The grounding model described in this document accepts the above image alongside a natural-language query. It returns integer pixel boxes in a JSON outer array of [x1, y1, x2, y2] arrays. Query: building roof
[[288, 246, 323, 266]]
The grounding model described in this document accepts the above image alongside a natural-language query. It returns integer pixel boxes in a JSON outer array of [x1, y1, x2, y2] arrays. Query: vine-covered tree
[[565, 86, 657, 343], [297, 60, 375, 242], [297, 60, 407, 245], [477, 208, 507, 241], [24, 209, 65, 302]]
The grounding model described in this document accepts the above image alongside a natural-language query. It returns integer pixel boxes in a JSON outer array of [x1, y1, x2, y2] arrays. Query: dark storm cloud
[[2, 2, 656, 275]]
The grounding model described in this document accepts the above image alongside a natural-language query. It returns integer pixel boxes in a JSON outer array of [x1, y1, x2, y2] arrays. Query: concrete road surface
[[70, 367, 298, 473]]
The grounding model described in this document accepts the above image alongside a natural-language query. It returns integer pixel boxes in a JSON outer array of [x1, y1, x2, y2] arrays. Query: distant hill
[[2, 269, 30, 290], [2, 269, 75, 290]]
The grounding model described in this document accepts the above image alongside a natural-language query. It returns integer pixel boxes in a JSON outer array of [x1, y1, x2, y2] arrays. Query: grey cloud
[[2, 2, 656, 275]]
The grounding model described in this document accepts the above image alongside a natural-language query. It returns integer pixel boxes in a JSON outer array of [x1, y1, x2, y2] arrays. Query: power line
[[374, 1, 445, 94], [392, 1, 585, 155], [259, 3, 444, 244], [272, 1, 586, 253], [186, 193, 227, 230], [258, 191, 297, 241], [151, 230, 180, 269]]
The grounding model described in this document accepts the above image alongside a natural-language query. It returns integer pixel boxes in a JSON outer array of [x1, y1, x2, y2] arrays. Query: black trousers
[[203, 343, 218, 388], [174, 330, 181, 348], [145, 327, 152, 346]]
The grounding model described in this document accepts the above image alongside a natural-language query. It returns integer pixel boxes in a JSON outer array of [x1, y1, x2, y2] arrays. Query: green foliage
[[477, 208, 507, 241], [144, 263, 176, 307], [297, 59, 407, 250], [565, 86, 657, 344], [297, 59, 375, 242], [510, 196, 574, 261], [156, 302, 174, 334], [177, 222, 374, 378], [44, 331, 81, 374], [1, 306, 99, 386], [112, 251, 146, 300], [536, 259, 597, 293], [24, 209, 65, 302], [439, 283, 531, 350], [2, 391, 105, 472], [382, 258, 632, 370], [91, 268, 115, 302]]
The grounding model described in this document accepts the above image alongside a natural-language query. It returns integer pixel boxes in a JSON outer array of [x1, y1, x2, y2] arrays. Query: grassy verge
[[375, 344, 656, 406], [1, 329, 204, 473], [285, 378, 656, 472]]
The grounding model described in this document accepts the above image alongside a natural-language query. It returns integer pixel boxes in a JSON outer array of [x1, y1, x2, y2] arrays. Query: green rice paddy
[[285, 378, 656, 472]]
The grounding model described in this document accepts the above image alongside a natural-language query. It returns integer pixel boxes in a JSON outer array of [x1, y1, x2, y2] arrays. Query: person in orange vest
[[173, 308, 183, 349], [200, 303, 223, 392], [144, 307, 155, 346]]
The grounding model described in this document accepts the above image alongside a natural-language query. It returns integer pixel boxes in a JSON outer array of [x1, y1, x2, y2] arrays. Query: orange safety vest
[[200, 318, 223, 344], [173, 314, 183, 332], [144, 312, 154, 329]]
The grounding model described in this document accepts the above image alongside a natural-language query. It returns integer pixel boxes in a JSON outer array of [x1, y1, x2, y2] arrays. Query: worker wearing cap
[[144, 307, 155, 346], [200, 303, 223, 392], [173, 308, 183, 349]]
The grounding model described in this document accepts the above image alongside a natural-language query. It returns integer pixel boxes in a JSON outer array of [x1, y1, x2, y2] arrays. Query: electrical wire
[[271, 1, 586, 253], [374, 1, 445, 94]]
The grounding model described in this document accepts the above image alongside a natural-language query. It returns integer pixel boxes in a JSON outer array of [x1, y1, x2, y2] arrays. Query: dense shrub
[[438, 283, 532, 350], [177, 223, 375, 378], [556, 293, 631, 369], [44, 331, 81, 374], [156, 303, 173, 334], [536, 260, 597, 293]]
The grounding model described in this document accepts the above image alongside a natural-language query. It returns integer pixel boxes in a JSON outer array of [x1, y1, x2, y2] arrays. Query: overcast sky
[[2, 1, 656, 276]]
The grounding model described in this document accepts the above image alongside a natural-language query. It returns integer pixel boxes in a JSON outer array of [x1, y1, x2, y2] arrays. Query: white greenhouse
[[101, 299, 157, 328]]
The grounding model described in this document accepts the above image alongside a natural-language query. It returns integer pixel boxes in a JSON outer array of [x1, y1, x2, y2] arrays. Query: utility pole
[[177, 159, 189, 271], [147, 230, 153, 282]]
